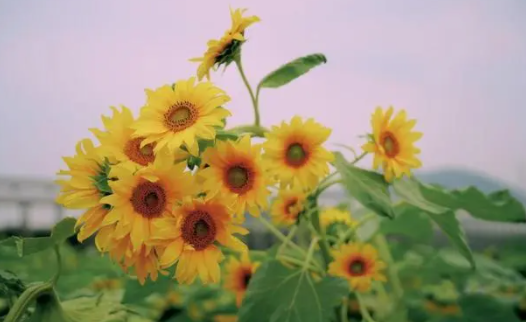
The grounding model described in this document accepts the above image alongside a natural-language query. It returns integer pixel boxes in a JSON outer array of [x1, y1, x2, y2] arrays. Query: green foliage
[[459, 294, 521, 322], [257, 54, 327, 89], [334, 152, 395, 218], [238, 260, 348, 322], [380, 203, 434, 243], [121, 274, 172, 305], [92, 158, 113, 195]]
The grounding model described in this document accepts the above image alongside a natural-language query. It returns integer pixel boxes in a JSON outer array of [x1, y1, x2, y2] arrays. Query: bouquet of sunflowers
[[4, 6, 525, 322]]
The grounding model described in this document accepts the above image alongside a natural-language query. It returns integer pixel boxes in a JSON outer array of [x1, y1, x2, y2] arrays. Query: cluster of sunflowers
[[55, 7, 423, 305]]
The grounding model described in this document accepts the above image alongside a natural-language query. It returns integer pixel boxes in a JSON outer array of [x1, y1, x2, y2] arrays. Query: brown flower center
[[380, 131, 399, 158], [164, 101, 198, 132], [225, 165, 254, 194], [130, 181, 166, 219], [284, 198, 300, 217], [124, 137, 156, 166], [241, 270, 252, 290], [285, 143, 309, 167], [347, 257, 368, 277], [181, 211, 217, 250]]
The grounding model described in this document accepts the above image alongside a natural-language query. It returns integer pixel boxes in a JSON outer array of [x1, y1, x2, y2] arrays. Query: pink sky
[[0, 0, 525, 188]]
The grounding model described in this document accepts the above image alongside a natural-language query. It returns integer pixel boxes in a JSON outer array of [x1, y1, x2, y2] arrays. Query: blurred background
[[1, 0, 526, 244]]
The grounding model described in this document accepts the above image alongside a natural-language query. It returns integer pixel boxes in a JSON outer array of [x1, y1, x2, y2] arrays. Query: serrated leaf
[[380, 203, 433, 243], [238, 260, 348, 322], [258, 54, 327, 89], [334, 152, 394, 218]]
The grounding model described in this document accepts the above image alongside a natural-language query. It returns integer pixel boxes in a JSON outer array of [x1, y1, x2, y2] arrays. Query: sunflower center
[[225, 165, 253, 194], [242, 270, 252, 289], [181, 211, 217, 250], [164, 101, 198, 132], [124, 137, 156, 166], [380, 132, 400, 158], [130, 181, 166, 219], [285, 199, 298, 215], [348, 258, 367, 276], [285, 143, 308, 167]]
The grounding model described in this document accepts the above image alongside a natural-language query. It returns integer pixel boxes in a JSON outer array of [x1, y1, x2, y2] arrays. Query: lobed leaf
[[258, 54, 327, 89], [238, 260, 348, 322]]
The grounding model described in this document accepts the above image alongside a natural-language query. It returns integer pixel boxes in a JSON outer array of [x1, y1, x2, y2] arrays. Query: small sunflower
[[198, 135, 270, 221], [320, 208, 357, 245], [361, 106, 423, 182], [223, 252, 260, 307], [91, 106, 189, 168], [328, 243, 386, 292], [151, 196, 248, 284], [55, 139, 111, 242], [132, 78, 231, 156], [100, 150, 196, 250], [270, 188, 307, 227], [263, 116, 334, 190], [190, 8, 260, 81]]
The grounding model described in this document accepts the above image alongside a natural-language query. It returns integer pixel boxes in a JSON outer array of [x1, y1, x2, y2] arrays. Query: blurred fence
[[1, 177, 525, 250]]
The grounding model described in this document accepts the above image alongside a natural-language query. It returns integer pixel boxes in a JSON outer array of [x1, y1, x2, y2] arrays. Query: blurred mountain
[[416, 168, 526, 204]]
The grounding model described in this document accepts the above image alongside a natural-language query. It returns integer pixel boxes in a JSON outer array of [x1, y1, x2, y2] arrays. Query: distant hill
[[416, 168, 526, 204]]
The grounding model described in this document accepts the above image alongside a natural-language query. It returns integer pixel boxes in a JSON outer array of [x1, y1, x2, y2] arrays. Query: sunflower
[[270, 188, 307, 227], [56, 139, 111, 242], [263, 116, 334, 190], [320, 208, 357, 245], [132, 77, 231, 156], [100, 150, 196, 251], [328, 243, 386, 292], [190, 8, 260, 81], [361, 106, 423, 182], [91, 106, 189, 168], [223, 252, 260, 307], [198, 135, 270, 221], [150, 196, 248, 285]]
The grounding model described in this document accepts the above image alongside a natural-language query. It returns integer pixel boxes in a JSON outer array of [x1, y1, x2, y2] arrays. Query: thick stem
[[257, 217, 307, 257], [277, 255, 323, 273], [302, 237, 319, 271], [309, 200, 333, 269], [51, 246, 62, 285], [373, 234, 404, 299], [234, 58, 260, 126], [277, 226, 298, 256], [356, 293, 377, 322], [4, 282, 53, 322]]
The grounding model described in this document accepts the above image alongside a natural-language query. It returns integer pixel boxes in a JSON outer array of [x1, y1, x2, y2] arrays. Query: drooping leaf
[[380, 203, 434, 243], [459, 294, 521, 322], [334, 152, 394, 218], [258, 54, 327, 89], [238, 260, 348, 322], [50, 217, 77, 243], [392, 178, 449, 214]]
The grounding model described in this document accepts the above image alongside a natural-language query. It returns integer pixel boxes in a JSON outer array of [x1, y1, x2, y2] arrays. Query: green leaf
[[334, 152, 395, 218], [238, 260, 348, 322], [258, 54, 327, 89], [453, 188, 526, 223], [121, 273, 173, 305], [0, 269, 25, 295], [51, 217, 77, 243], [459, 294, 521, 322], [15, 237, 54, 257], [392, 178, 449, 214], [380, 203, 433, 243]]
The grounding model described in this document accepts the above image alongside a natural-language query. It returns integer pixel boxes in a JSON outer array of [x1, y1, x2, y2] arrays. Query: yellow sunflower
[[328, 243, 387, 292], [190, 8, 260, 81], [270, 188, 307, 227], [263, 116, 334, 190], [198, 135, 270, 221], [56, 139, 110, 242], [131, 77, 231, 156], [223, 252, 260, 307], [150, 196, 248, 285], [100, 150, 196, 251], [361, 106, 423, 182], [91, 106, 189, 168], [320, 208, 357, 231]]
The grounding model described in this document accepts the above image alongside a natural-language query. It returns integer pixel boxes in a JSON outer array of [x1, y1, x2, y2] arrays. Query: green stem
[[356, 293, 376, 322], [228, 124, 268, 137], [51, 246, 62, 285], [277, 226, 298, 256], [4, 282, 53, 322], [309, 201, 332, 269], [257, 217, 306, 256], [277, 255, 323, 274], [373, 234, 404, 300], [351, 152, 367, 165], [234, 58, 260, 126], [302, 237, 319, 271], [340, 297, 349, 322], [316, 179, 343, 196]]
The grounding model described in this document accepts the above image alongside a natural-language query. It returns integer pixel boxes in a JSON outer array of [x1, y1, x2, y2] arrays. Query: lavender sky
[[1, 0, 525, 189]]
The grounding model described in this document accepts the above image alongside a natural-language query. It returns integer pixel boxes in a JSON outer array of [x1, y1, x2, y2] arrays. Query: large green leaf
[[121, 273, 173, 305], [334, 152, 395, 218], [380, 203, 433, 243], [258, 54, 327, 89], [459, 294, 521, 322], [50, 217, 77, 242], [238, 260, 348, 322]]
